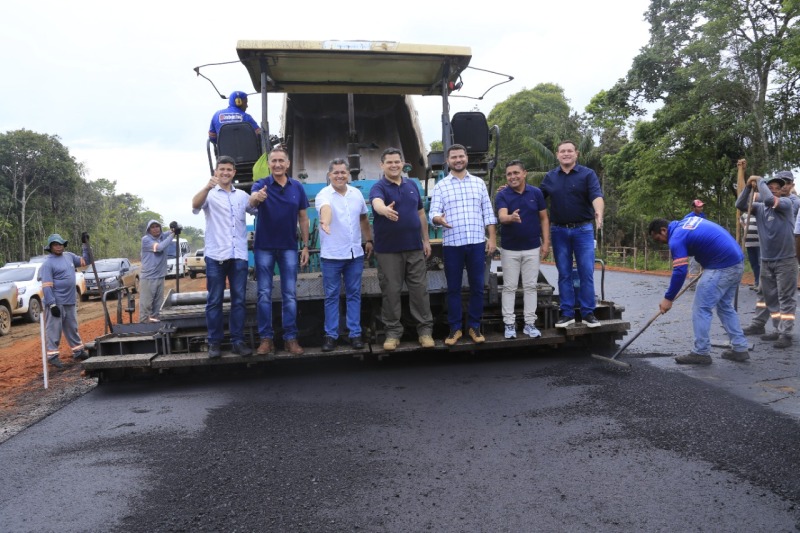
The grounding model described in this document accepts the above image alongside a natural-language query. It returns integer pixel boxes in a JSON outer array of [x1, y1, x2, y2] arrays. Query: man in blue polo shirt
[[540, 140, 604, 328], [496, 160, 550, 339], [369, 148, 435, 351], [208, 91, 261, 144], [249, 147, 310, 356], [649, 217, 749, 364]]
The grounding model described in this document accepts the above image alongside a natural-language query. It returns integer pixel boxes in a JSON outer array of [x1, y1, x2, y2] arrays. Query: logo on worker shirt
[[682, 216, 704, 230], [218, 113, 244, 124]]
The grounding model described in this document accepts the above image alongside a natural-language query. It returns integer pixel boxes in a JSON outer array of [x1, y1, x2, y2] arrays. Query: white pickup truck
[[186, 248, 205, 279]]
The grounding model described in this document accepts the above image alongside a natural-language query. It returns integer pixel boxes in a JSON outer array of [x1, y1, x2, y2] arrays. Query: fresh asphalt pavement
[[1, 267, 799, 532]]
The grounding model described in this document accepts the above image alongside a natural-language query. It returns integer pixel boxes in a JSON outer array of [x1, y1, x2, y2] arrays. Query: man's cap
[[775, 170, 794, 183], [692, 199, 704, 207], [44, 234, 68, 252], [766, 176, 786, 186]]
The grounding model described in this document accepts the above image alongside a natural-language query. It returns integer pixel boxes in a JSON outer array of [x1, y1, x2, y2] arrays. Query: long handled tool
[[591, 273, 703, 368], [40, 309, 49, 389], [734, 188, 755, 311]]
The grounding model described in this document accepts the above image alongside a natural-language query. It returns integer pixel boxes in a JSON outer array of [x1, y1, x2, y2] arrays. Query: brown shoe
[[418, 335, 435, 348], [468, 328, 485, 343], [285, 339, 304, 356], [256, 338, 274, 355]]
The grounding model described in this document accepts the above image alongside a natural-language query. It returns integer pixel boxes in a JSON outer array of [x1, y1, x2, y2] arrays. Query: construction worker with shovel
[[648, 217, 749, 365]]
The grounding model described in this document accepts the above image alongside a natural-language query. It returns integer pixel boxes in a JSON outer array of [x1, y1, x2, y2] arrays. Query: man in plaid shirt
[[429, 144, 497, 345]]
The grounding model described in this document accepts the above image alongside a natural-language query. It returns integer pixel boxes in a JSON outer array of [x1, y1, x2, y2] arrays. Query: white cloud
[[3, 0, 651, 234]]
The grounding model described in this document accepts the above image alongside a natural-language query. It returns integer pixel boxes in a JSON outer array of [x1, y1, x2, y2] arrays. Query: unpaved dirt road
[[0, 276, 206, 443]]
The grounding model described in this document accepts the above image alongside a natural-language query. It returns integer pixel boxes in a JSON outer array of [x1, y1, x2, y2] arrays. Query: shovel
[[591, 273, 703, 368]]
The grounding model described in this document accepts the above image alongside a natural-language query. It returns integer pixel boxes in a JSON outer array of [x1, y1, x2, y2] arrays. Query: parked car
[[0, 281, 19, 335], [0, 262, 87, 321], [166, 238, 191, 278], [0, 263, 44, 322], [82, 258, 140, 298], [186, 248, 205, 279]]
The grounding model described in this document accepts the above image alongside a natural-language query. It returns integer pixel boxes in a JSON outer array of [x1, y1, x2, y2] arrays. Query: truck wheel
[[0, 305, 11, 336], [189, 271, 197, 279], [25, 297, 42, 323]]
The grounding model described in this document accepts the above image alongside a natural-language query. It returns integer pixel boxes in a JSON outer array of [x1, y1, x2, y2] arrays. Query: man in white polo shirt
[[316, 158, 373, 352]]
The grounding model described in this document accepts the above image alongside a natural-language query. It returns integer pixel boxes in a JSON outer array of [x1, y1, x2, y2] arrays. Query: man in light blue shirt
[[316, 158, 373, 352], [429, 144, 497, 346], [192, 156, 255, 359]]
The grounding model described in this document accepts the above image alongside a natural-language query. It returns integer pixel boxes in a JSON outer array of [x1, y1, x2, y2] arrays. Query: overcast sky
[[2, 0, 651, 231]]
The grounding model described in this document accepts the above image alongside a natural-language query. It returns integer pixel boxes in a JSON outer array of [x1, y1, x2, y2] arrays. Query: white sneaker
[[504, 324, 517, 339], [523, 323, 541, 338]]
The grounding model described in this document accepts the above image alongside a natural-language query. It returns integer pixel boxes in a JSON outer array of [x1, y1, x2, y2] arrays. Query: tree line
[[0, 129, 203, 265]]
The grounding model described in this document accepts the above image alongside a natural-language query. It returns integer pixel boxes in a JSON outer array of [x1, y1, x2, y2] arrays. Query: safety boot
[[674, 352, 712, 365]]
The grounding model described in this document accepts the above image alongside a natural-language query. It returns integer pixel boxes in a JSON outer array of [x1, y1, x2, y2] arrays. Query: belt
[[553, 220, 592, 228]]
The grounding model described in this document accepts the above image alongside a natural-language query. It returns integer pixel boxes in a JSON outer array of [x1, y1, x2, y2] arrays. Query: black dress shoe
[[208, 344, 222, 359], [232, 342, 252, 357], [321, 336, 337, 352], [350, 336, 364, 350]]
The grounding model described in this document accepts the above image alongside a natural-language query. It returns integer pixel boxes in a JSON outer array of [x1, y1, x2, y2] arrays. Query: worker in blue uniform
[[648, 217, 749, 364], [208, 91, 261, 144]]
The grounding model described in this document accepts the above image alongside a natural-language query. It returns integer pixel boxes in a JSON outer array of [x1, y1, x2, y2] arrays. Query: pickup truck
[[0, 282, 19, 335], [186, 248, 205, 279], [82, 258, 140, 298], [0, 263, 44, 322]]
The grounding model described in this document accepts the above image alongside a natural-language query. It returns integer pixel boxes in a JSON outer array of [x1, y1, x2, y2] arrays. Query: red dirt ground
[[0, 276, 207, 441]]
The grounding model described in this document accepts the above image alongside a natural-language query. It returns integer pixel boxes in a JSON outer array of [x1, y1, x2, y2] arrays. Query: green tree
[[180, 226, 204, 251], [487, 83, 582, 176], [0, 130, 83, 261], [608, 0, 800, 176]]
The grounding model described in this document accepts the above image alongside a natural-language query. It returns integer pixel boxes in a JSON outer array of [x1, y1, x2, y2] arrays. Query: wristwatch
[[302, 242, 309, 248], [366, 240, 373, 244]]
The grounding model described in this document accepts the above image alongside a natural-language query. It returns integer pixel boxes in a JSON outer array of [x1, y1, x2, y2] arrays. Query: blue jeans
[[255, 248, 299, 340], [205, 257, 248, 344], [443, 243, 485, 331], [321, 257, 364, 339], [693, 262, 748, 355], [551, 223, 595, 317], [746, 246, 760, 285]]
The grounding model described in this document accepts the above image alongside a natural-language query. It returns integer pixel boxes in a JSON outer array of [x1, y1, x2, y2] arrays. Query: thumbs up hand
[[511, 209, 522, 223]]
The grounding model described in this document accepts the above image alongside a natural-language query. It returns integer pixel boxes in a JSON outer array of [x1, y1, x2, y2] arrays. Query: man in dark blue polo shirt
[[496, 160, 550, 339], [369, 148, 435, 350], [249, 147, 310, 356], [540, 140, 604, 328]]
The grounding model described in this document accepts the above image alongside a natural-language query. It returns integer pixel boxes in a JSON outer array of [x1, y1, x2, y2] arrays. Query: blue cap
[[229, 91, 248, 109]]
